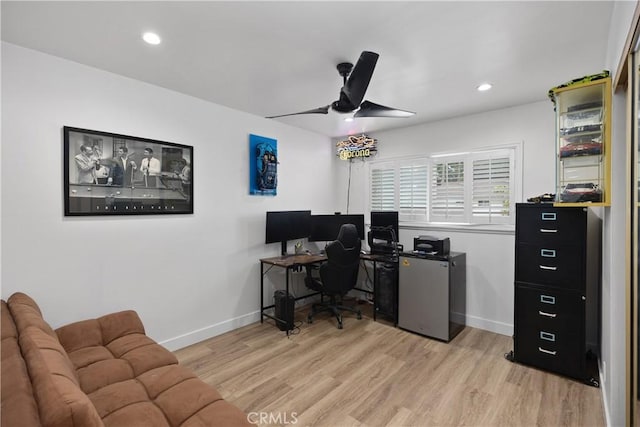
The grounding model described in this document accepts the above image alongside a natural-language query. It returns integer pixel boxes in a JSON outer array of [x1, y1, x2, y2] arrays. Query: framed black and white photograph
[[64, 126, 193, 216]]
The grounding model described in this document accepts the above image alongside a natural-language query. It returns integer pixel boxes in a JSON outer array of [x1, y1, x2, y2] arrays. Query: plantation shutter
[[430, 159, 465, 222], [370, 164, 396, 211], [472, 152, 513, 224], [399, 163, 428, 220]]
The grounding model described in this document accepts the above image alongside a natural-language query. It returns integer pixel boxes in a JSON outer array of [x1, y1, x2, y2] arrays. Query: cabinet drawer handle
[[540, 295, 556, 304], [539, 311, 557, 318], [540, 249, 556, 257], [540, 331, 556, 342], [540, 228, 558, 233], [539, 265, 558, 271], [541, 213, 557, 221], [538, 347, 557, 356]]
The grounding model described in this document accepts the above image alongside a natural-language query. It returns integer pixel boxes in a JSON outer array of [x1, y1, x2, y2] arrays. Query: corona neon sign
[[336, 134, 378, 160]]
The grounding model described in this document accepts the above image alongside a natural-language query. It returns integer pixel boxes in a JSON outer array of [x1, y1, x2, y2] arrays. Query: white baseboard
[[465, 314, 513, 337], [160, 309, 513, 350], [160, 311, 261, 351]]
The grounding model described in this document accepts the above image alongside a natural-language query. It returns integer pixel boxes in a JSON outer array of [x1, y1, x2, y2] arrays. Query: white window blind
[[399, 163, 428, 220], [471, 153, 513, 224], [370, 164, 395, 211], [430, 159, 465, 222]]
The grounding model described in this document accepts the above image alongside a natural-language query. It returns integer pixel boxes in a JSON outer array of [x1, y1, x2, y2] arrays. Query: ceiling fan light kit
[[266, 51, 415, 120]]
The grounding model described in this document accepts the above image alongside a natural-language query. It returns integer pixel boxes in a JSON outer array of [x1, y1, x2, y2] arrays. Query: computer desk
[[260, 252, 397, 331], [259, 254, 325, 332]]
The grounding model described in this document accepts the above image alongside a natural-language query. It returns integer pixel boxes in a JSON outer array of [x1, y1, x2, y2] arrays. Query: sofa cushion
[[57, 310, 177, 386], [55, 319, 103, 353], [66, 346, 114, 370], [98, 310, 146, 344], [119, 341, 179, 376], [154, 378, 227, 426], [56, 310, 145, 353], [76, 359, 134, 394], [7, 292, 57, 338], [1, 301, 41, 427], [19, 326, 103, 427], [88, 379, 150, 419], [181, 400, 253, 427], [136, 365, 199, 399], [106, 333, 156, 357], [101, 402, 172, 427]]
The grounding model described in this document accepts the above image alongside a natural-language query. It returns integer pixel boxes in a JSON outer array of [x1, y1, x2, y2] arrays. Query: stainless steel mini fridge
[[398, 252, 466, 341]]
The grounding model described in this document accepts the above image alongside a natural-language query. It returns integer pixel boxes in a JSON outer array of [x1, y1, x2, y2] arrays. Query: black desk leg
[[373, 260, 377, 321], [285, 266, 291, 336], [260, 262, 264, 323]]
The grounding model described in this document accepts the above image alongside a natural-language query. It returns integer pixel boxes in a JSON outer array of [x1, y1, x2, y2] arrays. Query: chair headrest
[[337, 224, 360, 249]]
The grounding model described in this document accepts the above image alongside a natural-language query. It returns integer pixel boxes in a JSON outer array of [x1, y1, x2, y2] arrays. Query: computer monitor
[[265, 210, 311, 255], [370, 211, 399, 241], [308, 214, 365, 242]]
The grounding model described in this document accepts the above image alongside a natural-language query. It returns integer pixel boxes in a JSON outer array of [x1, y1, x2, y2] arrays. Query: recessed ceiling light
[[477, 83, 492, 92], [142, 32, 161, 45], [344, 117, 354, 122]]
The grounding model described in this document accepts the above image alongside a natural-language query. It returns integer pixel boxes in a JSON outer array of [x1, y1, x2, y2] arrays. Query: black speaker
[[375, 263, 398, 320], [274, 290, 295, 331]]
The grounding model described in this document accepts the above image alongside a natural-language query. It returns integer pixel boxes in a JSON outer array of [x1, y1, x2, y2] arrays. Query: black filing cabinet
[[511, 203, 600, 386]]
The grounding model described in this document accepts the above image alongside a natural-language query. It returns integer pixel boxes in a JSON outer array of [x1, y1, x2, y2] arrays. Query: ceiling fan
[[266, 51, 415, 119]]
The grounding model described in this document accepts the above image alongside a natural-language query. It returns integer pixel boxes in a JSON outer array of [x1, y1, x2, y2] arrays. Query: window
[[369, 160, 429, 222], [368, 144, 520, 226], [370, 162, 395, 211]]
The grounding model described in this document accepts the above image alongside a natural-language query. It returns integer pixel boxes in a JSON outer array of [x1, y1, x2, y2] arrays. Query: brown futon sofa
[[1, 292, 251, 427]]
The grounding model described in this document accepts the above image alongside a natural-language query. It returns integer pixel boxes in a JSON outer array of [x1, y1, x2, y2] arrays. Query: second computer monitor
[[308, 214, 365, 242], [370, 211, 399, 241]]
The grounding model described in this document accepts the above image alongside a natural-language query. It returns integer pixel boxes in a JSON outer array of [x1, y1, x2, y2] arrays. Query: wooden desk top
[[260, 252, 397, 268], [260, 254, 327, 267]]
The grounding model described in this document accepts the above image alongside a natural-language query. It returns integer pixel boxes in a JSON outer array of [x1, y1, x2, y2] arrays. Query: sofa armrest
[[57, 311, 145, 353]]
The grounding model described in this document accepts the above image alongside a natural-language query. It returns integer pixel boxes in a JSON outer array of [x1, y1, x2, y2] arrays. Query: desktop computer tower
[[375, 263, 398, 323], [273, 290, 295, 331]]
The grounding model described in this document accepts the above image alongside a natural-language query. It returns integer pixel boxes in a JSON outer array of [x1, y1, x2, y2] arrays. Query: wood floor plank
[[174, 309, 605, 427]]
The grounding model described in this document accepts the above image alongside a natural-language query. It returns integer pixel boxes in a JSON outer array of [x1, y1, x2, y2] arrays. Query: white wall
[[0, 42, 338, 350], [336, 100, 556, 335]]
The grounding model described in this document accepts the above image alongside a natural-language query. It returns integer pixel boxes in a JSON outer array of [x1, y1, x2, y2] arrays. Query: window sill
[[400, 222, 515, 235]]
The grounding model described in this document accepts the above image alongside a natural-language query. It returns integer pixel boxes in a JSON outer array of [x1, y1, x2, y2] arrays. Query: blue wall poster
[[249, 134, 277, 196]]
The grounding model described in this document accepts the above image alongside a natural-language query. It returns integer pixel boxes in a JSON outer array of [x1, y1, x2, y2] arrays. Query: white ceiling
[[1, 1, 614, 138]]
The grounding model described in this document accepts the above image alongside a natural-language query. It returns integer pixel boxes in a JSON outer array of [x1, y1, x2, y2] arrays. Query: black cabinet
[[511, 203, 600, 386]]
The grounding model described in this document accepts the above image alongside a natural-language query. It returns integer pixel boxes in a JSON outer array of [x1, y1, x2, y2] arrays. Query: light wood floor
[[174, 305, 605, 427]]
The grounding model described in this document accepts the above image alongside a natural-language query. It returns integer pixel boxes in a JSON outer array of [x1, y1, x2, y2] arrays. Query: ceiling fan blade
[[354, 100, 416, 118], [266, 105, 330, 119], [342, 51, 379, 108]]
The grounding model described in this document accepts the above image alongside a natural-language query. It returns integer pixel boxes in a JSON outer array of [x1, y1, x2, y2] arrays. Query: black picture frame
[[64, 126, 193, 216]]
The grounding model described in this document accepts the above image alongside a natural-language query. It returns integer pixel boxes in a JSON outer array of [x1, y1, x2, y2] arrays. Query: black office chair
[[305, 223, 362, 329]]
